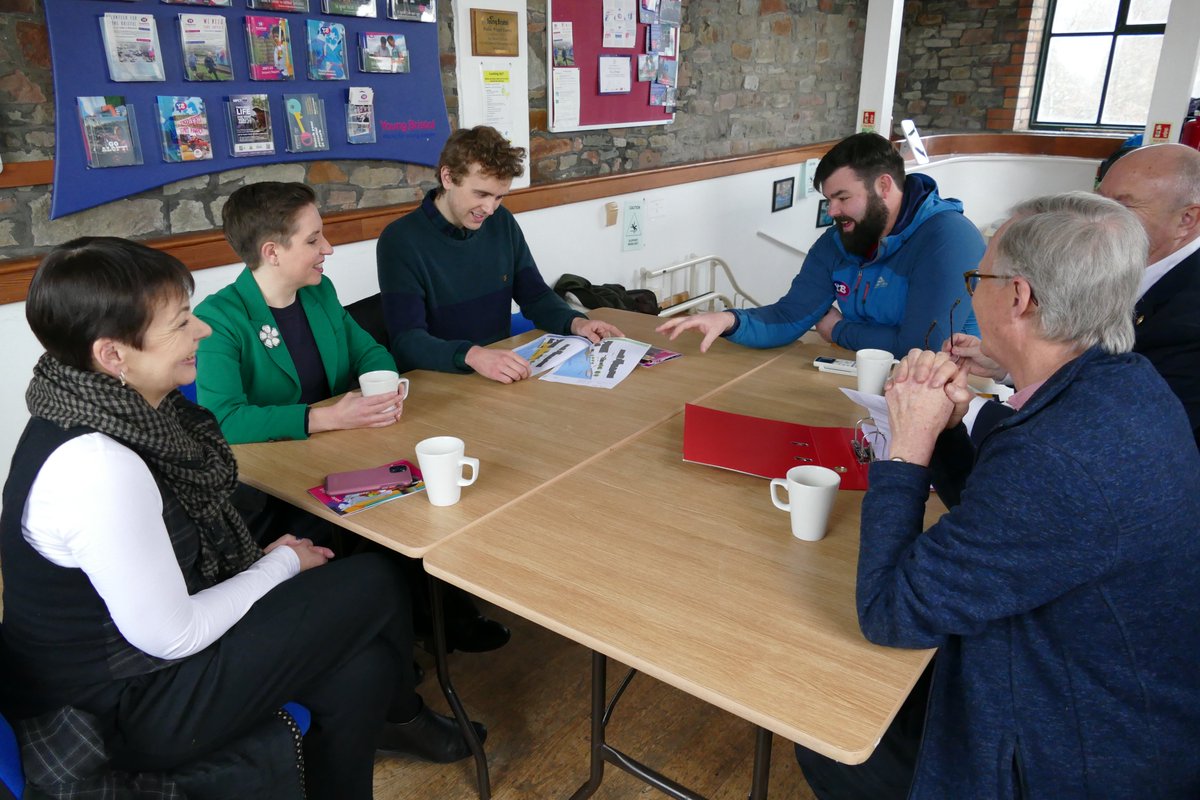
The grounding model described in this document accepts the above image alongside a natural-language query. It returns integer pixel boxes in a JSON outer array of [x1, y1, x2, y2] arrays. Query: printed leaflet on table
[[513, 333, 651, 389], [307, 460, 426, 516]]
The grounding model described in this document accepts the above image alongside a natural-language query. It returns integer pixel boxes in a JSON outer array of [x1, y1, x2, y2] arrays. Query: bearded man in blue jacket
[[658, 132, 982, 353]]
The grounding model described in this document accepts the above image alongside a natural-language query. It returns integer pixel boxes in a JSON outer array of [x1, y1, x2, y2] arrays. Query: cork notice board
[[547, 0, 675, 132]]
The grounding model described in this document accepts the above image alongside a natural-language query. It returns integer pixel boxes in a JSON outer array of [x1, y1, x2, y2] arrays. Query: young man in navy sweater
[[376, 126, 623, 383]]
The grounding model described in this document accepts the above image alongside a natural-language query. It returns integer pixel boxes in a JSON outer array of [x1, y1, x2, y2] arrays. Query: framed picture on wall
[[772, 176, 794, 213], [816, 198, 835, 227]]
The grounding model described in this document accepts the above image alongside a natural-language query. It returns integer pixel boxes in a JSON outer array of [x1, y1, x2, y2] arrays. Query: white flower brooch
[[258, 325, 281, 349]]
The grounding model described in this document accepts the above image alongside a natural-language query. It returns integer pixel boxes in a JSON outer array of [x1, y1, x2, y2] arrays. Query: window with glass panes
[[1032, 0, 1171, 130]]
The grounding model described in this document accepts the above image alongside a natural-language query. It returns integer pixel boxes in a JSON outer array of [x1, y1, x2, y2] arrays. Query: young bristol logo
[[833, 280, 850, 297]]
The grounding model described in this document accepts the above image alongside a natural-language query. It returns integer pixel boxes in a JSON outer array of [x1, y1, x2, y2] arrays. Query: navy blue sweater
[[376, 190, 583, 373], [859, 348, 1200, 798]]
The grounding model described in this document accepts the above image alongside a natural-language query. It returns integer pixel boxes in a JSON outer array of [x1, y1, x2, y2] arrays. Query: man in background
[[952, 143, 1200, 446], [1098, 143, 1200, 443]]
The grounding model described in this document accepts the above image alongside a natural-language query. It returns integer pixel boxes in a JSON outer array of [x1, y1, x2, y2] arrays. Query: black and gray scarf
[[26, 353, 260, 582]]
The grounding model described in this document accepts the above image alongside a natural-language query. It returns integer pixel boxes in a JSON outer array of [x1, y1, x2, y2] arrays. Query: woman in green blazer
[[196, 182, 400, 445], [196, 182, 511, 655]]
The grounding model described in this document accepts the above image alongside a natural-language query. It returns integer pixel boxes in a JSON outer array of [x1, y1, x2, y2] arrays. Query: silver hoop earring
[[119, 371, 127, 387]]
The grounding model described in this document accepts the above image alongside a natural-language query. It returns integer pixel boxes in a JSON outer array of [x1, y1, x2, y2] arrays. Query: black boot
[[377, 700, 487, 763], [445, 615, 511, 653]]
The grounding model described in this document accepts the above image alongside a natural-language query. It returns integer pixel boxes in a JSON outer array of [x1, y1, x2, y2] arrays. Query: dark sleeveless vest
[[1, 417, 212, 718]]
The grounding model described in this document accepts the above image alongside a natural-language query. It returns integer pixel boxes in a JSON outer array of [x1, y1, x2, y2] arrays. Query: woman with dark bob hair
[[0, 237, 483, 799]]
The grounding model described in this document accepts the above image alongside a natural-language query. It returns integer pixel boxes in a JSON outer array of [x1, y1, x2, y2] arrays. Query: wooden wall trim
[[0, 160, 54, 189], [916, 132, 1126, 160], [0, 132, 1124, 305]]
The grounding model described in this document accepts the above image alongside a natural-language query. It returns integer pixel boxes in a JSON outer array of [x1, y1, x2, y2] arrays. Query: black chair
[[344, 293, 389, 349], [346, 293, 537, 348]]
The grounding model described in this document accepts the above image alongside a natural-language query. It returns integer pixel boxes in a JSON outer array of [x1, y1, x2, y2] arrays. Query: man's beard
[[837, 190, 889, 258]]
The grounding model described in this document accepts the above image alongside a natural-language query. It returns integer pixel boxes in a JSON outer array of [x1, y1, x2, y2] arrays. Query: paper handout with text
[[512, 333, 652, 389]]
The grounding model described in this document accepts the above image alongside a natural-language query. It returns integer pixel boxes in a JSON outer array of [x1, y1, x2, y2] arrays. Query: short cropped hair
[[436, 126, 525, 190], [222, 182, 317, 269], [812, 132, 906, 194], [997, 192, 1146, 354], [27, 237, 195, 370]]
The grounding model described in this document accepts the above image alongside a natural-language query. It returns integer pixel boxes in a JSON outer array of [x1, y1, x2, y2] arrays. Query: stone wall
[[893, 0, 1036, 133], [0, 0, 1030, 259]]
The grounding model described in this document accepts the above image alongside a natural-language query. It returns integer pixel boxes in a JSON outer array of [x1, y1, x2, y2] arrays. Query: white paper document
[[602, 0, 637, 48], [513, 333, 590, 376], [514, 334, 651, 389], [839, 387, 891, 460], [598, 55, 631, 94], [552, 67, 580, 129], [481, 68, 513, 139]]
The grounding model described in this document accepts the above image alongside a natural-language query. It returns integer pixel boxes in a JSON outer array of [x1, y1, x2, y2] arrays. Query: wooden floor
[[375, 604, 819, 799]]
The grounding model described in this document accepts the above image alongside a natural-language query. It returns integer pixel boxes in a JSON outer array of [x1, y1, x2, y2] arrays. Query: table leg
[[748, 726, 772, 800], [567, 650, 712, 800], [429, 575, 491, 800], [567, 650, 607, 800]]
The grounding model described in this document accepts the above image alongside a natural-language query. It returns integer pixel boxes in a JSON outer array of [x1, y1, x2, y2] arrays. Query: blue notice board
[[47, 0, 450, 219]]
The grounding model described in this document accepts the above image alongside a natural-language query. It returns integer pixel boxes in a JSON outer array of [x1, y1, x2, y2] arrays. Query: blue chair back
[[510, 312, 534, 336], [0, 710, 25, 799]]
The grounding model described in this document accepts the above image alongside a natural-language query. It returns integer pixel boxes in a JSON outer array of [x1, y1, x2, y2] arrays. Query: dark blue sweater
[[375, 190, 583, 373], [859, 348, 1200, 798]]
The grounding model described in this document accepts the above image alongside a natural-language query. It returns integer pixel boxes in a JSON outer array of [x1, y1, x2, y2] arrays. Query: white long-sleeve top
[[21, 432, 299, 661]]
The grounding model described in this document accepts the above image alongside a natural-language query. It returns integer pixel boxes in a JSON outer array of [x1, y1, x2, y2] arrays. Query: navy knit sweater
[[376, 190, 583, 373], [859, 348, 1200, 798]]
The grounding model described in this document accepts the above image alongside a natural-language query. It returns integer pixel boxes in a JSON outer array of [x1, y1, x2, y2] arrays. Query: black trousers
[[794, 663, 931, 800], [91, 553, 419, 800], [238, 483, 484, 638]]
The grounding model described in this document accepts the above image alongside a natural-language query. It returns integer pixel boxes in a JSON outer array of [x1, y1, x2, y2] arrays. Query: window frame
[[1030, 0, 1168, 132]]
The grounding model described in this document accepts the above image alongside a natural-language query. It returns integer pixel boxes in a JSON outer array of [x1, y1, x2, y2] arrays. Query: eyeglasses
[[963, 269, 1010, 296], [963, 269, 1039, 305], [923, 296, 961, 350]]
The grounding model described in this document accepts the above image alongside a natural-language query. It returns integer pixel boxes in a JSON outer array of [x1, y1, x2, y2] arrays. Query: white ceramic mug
[[414, 436, 479, 507], [359, 370, 409, 413], [769, 465, 842, 541], [855, 349, 895, 396]]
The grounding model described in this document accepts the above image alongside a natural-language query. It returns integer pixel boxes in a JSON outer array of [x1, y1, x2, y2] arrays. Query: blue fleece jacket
[[859, 348, 1200, 799], [728, 173, 982, 352]]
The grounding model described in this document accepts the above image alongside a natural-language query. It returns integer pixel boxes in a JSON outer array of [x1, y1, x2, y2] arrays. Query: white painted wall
[[0, 154, 1098, 491]]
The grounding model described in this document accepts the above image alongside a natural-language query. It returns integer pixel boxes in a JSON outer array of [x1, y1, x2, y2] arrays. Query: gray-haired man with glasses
[[795, 191, 1200, 799]]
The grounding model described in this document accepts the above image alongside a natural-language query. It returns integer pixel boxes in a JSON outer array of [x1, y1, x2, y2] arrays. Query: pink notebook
[[681, 404, 869, 491]]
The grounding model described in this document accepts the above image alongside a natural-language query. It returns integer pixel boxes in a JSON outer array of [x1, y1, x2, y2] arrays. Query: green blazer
[[195, 268, 396, 444]]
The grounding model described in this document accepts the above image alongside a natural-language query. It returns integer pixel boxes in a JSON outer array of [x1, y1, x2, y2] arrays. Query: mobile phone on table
[[324, 462, 413, 496], [813, 356, 857, 376]]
